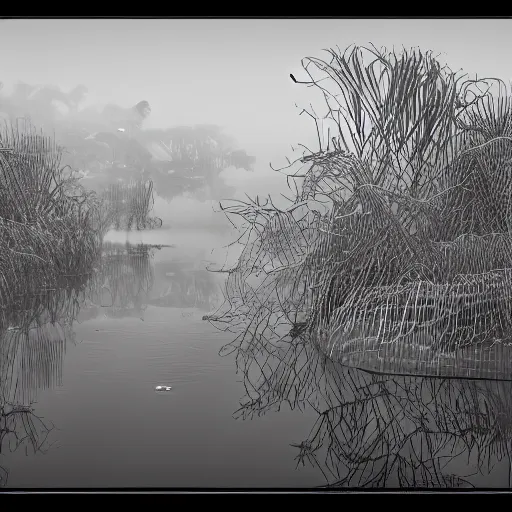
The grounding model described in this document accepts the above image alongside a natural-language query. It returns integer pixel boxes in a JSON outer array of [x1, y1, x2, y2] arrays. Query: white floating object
[[155, 385, 172, 391]]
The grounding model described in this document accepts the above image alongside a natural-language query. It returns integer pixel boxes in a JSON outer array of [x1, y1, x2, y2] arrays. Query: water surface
[[0, 229, 321, 488], [1, 228, 512, 489]]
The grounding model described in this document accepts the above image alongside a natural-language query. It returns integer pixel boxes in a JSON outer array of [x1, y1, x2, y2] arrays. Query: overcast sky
[[1, 18, 511, 170]]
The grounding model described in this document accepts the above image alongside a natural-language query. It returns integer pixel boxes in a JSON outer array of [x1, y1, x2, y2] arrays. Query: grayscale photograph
[[1, 16, 512, 492]]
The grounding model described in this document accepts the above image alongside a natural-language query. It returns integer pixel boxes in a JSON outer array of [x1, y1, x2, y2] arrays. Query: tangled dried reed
[[209, 45, 512, 379], [0, 120, 102, 305]]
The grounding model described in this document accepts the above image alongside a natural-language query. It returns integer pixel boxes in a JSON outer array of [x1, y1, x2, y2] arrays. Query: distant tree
[[1, 81, 254, 202], [67, 85, 89, 113], [0, 82, 89, 126], [137, 124, 255, 200]]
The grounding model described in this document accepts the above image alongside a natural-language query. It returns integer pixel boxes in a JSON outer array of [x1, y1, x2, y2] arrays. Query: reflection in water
[[0, 237, 224, 485], [0, 288, 81, 485], [3, 234, 512, 487], [0, 402, 55, 487], [220, 322, 512, 488], [82, 241, 158, 321], [149, 261, 221, 311]]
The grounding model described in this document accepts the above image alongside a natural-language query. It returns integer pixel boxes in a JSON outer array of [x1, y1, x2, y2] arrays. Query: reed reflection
[[222, 327, 512, 488]]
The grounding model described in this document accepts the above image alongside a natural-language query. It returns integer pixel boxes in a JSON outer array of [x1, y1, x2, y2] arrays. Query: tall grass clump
[[96, 179, 162, 233], [209, 44, 512, 378], [0, 119, 102, 306]]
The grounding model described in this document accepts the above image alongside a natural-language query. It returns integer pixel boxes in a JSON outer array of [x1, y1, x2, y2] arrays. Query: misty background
[[2, 18, 511, 239]]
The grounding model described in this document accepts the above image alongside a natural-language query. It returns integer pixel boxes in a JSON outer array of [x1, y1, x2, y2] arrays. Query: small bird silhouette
[[290, 74, 297, 83]]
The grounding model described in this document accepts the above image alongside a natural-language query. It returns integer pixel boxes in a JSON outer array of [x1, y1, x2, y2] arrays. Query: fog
[[2, 18, 512, 255]]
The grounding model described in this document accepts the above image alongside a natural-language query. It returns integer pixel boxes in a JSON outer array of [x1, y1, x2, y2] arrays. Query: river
[[1, 228, 512, 489]]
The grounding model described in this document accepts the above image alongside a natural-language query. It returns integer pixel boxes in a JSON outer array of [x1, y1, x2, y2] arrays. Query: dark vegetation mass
[[210, 44, 512, 379]]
